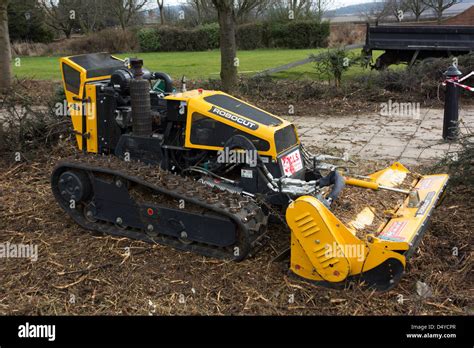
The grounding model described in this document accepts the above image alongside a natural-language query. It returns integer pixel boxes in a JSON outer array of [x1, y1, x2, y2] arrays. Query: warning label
[[380, 221, 408, 242]]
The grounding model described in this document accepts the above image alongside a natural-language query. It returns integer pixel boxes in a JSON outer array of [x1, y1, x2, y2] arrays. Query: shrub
[[283, 20, 311, 48], [14, 20, 331, 56], [264, 20, 329, 49], [262, 21, 286, 48], [356, 53, 474, 99], [237, 23, 264, 50], [189, 26, 215, 51], [0, 79, 68, 156], [156, 26, 188, 51], [138, 28, 160, 52], [436, 131, 473, 187], [329, 23, 366, 46], [83, 28, 140, 53], [138, 24, 220, 52], [12, 28, 139, 57], [11, 41, 49, 57], [138, 20, 329, 53], [264, 20, 329, 48], [201, 23, 220, 49], [8, 0, 54, 43], [311, 48, 362, 87], [291, 20, 329, 48], [49, 28, 140, 56]]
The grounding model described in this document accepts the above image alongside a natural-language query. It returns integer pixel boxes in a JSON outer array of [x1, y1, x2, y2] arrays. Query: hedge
[[236, 22, 264, 50], [138, 20, 329, 52], [137, 28, 161, 52], [273, 20, 330, 49]]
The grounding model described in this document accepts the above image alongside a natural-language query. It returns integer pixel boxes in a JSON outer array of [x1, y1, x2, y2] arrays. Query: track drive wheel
[[57, 170, 91, 204]]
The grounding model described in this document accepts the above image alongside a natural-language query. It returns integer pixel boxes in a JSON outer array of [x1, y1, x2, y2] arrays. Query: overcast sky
[[146, 0, 373, 12]]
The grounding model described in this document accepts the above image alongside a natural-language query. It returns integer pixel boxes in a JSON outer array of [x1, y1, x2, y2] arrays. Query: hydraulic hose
[[152, 72, 174, 93], [318, 170, 345, 203], [223, 135, 278, 191]]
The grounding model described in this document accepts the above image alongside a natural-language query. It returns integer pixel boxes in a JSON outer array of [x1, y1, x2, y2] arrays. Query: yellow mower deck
[[286, 163, 449, 291]]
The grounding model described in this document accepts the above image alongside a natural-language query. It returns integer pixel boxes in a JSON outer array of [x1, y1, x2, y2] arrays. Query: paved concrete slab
[[401, 147, 425, 159], [293, 106, 473, 164]]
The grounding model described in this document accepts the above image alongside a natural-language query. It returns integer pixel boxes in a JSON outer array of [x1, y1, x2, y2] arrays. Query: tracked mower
[[52, 53, 448, 291]]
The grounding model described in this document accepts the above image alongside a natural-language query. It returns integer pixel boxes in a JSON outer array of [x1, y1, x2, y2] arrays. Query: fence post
[[443, 65, 462, 140]]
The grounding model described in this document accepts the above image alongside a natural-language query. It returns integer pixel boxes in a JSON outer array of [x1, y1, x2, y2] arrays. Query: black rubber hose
[[152, 72, 174, 93], [318, 170, 345, 202]]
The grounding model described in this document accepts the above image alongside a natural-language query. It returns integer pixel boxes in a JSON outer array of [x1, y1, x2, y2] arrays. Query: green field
[[12, 49, 320, 81], [12, 49, 395, 81]]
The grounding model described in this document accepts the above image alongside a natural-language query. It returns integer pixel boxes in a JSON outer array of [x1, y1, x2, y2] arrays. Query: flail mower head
[[287, 162, 448, 291]]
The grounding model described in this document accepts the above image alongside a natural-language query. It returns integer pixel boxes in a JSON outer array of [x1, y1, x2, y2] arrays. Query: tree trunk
[[159, 6, 165, 24], [64, 28, 72, 38], [119, 14, 126, 31], [196, 2, 202, 25], [213, 0, 237, 93], [0, 0, 11, 92]]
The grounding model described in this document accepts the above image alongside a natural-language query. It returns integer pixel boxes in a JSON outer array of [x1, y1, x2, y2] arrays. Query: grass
[[12, 48, 406, 82], [12, 49, 321, 81], [272, 50, 406, 81]]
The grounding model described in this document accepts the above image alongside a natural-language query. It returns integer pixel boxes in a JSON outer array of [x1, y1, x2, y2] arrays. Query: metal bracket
[[407, 190, 421, 208]]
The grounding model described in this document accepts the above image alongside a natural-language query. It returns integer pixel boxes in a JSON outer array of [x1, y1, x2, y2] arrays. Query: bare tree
[[289, 0, 313, 18], [0, 0, 11, 92], [422, 0, 458, 23], [234, 0, 268, 22], [404, 0, 428, 21], [187, 0, 216, 25], [267, 0, 315, 21], [212, 0, 237, 92], [359, 0, 390, 24], [40, 0, 78, 38], [109, 0, 148, 30], [157, 0, 165, 24], [386, 0, 409, 22], [252, 0, 269, 20], [315, 0, 334, 21], [77, 0, 106, 33]]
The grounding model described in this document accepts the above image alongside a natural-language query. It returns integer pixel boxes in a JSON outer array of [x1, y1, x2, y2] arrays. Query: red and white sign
[[281, 149, 303, 176], [380, 221, 408, 242]]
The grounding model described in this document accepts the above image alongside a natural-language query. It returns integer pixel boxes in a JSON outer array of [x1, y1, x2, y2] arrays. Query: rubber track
[[51, 154, 269, 261]]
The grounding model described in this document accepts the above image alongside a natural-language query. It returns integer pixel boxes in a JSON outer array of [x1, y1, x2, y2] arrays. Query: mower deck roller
[[55, 53, 449, 291]]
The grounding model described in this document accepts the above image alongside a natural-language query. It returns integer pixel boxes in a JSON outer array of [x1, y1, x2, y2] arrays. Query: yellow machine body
[[60, 54, 125, 152], [61, 54, 298, 160], [165, 90, 298, 159]]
